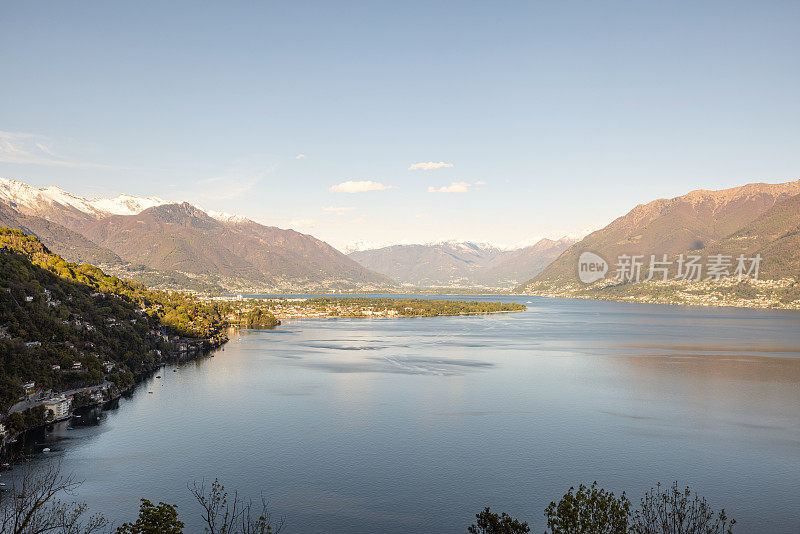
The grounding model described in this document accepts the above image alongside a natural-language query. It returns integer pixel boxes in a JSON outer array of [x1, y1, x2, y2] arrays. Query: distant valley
[[348, 239, 575, 288]]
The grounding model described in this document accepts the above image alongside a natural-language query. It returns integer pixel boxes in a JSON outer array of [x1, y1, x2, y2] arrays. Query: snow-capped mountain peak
[[0, 177, 258, 226], [39, 185, 105, 215], [0, 178, 43, 210], [0, 178, 99, 216], [204, 209, 250, 224], [88, 194, 168, 216]]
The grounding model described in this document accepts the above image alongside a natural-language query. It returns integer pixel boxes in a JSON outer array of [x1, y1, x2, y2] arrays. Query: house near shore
[[44, 396, 71, 420], [22, 381, 36, 395]]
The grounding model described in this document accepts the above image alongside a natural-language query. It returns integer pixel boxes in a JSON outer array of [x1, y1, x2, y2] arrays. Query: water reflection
[[11, 297, 800, 533]]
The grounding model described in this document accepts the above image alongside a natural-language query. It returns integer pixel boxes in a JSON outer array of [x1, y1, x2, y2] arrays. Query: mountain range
[[0, 178, 393, 292], [518, 179, 800, 293], [2, 176, 798, 297], [348, 238, 575, 288]]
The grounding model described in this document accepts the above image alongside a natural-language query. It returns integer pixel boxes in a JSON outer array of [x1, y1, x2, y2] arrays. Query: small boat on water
[[148, 391, 153, 394], [173, 369, 177, 372], [66, 427, 73, 430], [156, 376, 161, 378], [42, 447, 51, 452]]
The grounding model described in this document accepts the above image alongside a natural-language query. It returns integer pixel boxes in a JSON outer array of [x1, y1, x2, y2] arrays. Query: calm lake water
[[20, 296, 800, 533]]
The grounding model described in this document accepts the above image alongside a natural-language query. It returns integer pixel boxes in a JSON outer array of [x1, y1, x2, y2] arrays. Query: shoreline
[[1, 336, 227, 463], [269, 308, 526, 321], [522, 290, 800, 312]]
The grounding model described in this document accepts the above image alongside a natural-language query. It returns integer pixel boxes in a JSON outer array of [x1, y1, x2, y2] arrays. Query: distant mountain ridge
[[79, 202, 392, 290], [349, 238, 575, 288], [518, 179, 800, 294], [0, 178, 394, 292]]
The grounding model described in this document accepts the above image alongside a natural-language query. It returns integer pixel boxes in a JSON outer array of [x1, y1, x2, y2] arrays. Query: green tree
[[545, 482, 632, 534], [468, 507, 530, 534], [116, 499, 183, 534]]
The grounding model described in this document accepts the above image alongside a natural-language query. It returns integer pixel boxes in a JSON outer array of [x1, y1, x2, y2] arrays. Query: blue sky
[[1, 1, 798, 250]]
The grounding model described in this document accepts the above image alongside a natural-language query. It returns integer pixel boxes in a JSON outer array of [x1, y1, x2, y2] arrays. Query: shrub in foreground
[[470, 481, 735, 534]]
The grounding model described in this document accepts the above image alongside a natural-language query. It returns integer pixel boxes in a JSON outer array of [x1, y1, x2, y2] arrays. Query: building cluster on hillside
[[13, 381, 112, 423], [223, 299, 402, 320], [532, 276, 800, 310]]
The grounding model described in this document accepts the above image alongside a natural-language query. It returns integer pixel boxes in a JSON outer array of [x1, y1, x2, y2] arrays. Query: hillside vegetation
[[0, 228, 227, 413]]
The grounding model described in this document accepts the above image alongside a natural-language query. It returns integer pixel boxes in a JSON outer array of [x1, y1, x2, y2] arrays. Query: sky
[[1, 1, 799, 251]]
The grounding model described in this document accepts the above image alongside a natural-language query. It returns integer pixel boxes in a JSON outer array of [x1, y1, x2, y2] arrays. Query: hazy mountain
[[473, 238, 575, 286], [349, 239, 574, 287], [518, 179, 800, 291], [0, 178, 394, 291], [0, 200, 122, 265]]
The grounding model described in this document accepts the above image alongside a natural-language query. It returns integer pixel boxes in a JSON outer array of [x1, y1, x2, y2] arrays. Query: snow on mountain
[[347, 239, 533, 254], [89, 194, 168, 215], [0, 178, 252, 224], [0, 178, 95, 213], [38, 186, 104, 214], [204, 209, 250, 224], [427, 240, 503, 253], [344, 240, 402, 253]]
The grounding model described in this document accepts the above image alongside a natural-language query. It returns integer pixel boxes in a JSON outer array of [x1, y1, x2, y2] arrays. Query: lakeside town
[[525, 277, 800, 310], [214, 295, 527, 321]]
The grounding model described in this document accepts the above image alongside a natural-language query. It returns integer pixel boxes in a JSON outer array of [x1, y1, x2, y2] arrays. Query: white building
[[44, 396, 71, 420]]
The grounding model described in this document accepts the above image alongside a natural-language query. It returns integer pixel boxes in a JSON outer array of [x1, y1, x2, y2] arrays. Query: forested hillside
[[0, 228, 227, 413]]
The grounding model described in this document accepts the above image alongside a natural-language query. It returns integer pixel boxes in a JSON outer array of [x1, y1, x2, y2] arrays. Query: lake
[[22, 296, 800, 533]]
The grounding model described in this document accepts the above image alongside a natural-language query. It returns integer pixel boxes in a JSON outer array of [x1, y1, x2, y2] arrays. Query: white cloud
[[188, 159, 277, 202], [0, 130, 115, 169], [475, 180, 486, 185], [409, 161, 453, 171], [330, 180, 393, 193], [323, 206, 356, 214], [428, 181, 471, 193], [295, 154, 306, 159]]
